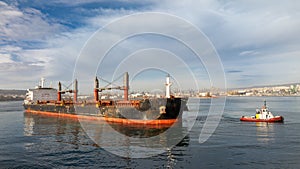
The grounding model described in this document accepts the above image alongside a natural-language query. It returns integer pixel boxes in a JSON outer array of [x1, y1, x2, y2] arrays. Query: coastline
[[0, 96, 24, 102]]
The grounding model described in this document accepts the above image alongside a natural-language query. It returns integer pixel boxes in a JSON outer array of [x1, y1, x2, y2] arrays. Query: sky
[[1, 0, 300, 93]]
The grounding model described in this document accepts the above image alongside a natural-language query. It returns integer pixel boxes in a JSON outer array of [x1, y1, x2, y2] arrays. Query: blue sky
[[0, 0, 300, 93]]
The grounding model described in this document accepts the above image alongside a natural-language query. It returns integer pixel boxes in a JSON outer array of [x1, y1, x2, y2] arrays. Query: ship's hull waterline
[[24, 98, 185, 126]]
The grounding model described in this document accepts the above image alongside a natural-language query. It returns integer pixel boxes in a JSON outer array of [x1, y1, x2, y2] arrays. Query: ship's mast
[[94, 72, 129, 101], [40, 77, 45, 88], [124, 72, 129, 101], [94, 77, 99, 102], [56, 79, 78, 103], [74, 79, 78, 103], [165, 74, 172, 98], [57, 82, 62, 101]]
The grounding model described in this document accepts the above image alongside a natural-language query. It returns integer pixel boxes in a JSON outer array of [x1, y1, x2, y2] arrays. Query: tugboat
[[240, 100, 284, 123]]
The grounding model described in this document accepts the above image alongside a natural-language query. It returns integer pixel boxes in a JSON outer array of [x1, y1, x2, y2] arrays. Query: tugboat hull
[[240, 116, 284, 123]]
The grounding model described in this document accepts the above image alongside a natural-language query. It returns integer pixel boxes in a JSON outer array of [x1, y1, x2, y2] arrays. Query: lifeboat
[[240, 100, 284, 123]]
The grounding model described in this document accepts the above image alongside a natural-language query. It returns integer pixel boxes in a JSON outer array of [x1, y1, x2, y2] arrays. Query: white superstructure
[[24, 78, 57, 104], [255, 100, 275, 119]]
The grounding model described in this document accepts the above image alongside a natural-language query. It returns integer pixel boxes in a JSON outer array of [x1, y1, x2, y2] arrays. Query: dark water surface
[[0, 97, 300, 168]]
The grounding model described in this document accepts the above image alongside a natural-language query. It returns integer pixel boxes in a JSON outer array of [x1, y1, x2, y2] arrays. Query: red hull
[[240, 116, 284, 123], [24, 110, 177, 126]]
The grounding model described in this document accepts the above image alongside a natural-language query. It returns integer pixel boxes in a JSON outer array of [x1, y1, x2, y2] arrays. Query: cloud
[[1, 0, 300, 90], [137, 0, 299, 88], [153, 0, 300, 49], [0, 2, 144, 89], [0, 2, 64, 46], [0, 1, 72, 88], [41, 0, 153, 7], [0, 53, 14, 63], [226, 70, 243, 74], [0, 1, 165, 90], [239, 50, 260, 56]]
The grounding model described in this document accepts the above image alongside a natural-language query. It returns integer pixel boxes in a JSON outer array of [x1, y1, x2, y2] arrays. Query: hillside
[[0, 89, 26, 101]]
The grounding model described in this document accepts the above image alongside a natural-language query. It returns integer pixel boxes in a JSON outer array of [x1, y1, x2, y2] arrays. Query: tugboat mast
[[264, 100, 267, 107]]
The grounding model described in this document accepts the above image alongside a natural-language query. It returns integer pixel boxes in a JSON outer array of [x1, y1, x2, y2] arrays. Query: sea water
[[0, 97, 299, 168]]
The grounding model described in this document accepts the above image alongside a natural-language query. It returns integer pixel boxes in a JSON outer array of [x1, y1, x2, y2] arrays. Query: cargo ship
[[23, 73, 186, 125]]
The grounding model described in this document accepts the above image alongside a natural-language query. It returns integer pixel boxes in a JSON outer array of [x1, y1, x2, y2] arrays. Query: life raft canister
[[159, 106, 166, 114]]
